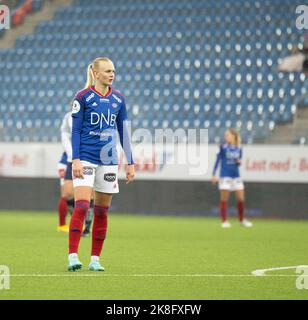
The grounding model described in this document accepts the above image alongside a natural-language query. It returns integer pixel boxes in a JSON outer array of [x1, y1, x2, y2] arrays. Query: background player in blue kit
[[68, 57, 135, 272], [212, 128, 253, 228]]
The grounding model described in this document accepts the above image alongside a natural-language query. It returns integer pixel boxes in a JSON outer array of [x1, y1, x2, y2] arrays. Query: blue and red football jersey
[[213, 143, 242, 178], [71, 86, 133, 165]]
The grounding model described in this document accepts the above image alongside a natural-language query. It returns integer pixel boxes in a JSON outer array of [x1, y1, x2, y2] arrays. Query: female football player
[[68, 57, 135, 271], [212, 128, 252, 228]]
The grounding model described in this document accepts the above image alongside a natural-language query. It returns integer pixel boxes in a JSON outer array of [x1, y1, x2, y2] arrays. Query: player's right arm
[[71, 96, 85, 179], [212, 145, 223, 184]]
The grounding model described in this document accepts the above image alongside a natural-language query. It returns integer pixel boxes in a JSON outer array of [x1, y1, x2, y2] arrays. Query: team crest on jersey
[[72, 100, 80, 114], [112, 103, 118, 109]]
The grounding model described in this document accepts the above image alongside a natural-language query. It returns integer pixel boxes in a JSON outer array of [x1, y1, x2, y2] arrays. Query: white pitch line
[[5, 265, 308, 278], [252, 265, 308, 276], [3, 273, 304, 278]]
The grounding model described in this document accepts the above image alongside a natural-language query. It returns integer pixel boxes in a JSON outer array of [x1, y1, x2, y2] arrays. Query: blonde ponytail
[[84, 64, 95, 89], [235, 131, 241, 147], [229, 128, 241, 147]]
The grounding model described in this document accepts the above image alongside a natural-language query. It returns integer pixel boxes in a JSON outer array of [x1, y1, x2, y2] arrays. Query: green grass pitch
[[0, 211, 308, 300]]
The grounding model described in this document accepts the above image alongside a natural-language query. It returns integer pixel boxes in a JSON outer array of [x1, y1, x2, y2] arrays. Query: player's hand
[[211, 176, 218, 185], [72, 159, 84, 179], [126, 164, 135, 184], [237, 159, 242, 166]]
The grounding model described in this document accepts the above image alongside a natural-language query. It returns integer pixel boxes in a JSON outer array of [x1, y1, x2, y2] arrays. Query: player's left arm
[[116, 98, 135, 184]]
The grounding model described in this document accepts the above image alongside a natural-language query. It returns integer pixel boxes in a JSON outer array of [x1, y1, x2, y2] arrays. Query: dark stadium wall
[[0, 178, 308, 219]]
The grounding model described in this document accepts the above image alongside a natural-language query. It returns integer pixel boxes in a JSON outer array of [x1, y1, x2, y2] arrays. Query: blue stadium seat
[[0, 0, 303, 144]]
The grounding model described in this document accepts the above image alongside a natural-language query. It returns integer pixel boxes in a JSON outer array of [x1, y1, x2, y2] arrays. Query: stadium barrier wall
[[1, 143, 308, 182], [0, 143, 308, 218], [0, 177, 307, 219]]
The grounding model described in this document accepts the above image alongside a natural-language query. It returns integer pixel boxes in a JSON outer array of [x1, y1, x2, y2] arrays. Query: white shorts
[[57, 163, 67, 186], [73, 161, 119, 194], [219, 177, 244, 191]]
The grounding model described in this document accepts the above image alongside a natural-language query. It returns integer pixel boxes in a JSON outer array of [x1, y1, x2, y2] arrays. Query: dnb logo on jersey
[[72, 100, 81, 114]]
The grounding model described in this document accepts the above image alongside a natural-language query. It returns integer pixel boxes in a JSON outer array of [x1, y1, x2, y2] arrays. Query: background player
[[59, 109, 94, 235], [57, 112, 74, 232], [68, 57, 135, 272], [57, 151, 69, 232], [212, 128, 253, 228]]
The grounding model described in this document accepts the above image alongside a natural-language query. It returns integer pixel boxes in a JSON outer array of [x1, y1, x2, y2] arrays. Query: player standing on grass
[[68, 57, 135, 271], [212, 128, 252, 228]]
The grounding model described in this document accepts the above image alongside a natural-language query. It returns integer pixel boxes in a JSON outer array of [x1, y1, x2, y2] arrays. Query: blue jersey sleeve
[[71, 95, 85, 160], [116, 99, 134, 165], [212, 145, 222, 176]]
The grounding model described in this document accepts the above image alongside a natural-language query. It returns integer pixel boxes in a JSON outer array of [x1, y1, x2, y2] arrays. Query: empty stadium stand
[[0, 0, 307, 144]]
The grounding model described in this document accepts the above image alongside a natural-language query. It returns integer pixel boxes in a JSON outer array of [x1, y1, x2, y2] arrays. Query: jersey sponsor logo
[[100, 98, 109, 102], [72, 100, 81, 114], [83, 167, 94, 175], [112, 94, 122, 104], [104, 173, 116, 182], [86, 92, 95, 102], [112, 103, 118, 109], [226, 150, 240, 160], [91, 111, 116, 129]]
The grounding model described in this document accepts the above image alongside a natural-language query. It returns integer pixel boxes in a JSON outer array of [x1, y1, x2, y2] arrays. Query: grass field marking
[[252, 265, 308, 276], [5, 273, 303, 278]]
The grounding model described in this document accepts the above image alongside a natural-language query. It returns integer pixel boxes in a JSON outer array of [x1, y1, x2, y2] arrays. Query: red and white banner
[[0, 143, 44, 177], [0, 143, 308, 183], [238, 145, 308, 183]]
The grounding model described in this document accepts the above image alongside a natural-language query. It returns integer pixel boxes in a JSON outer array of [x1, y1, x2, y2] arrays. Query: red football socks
[[58, 197, 67, 226], [220, 201, 227, 222], [237, 201, 245, 222], [91, 205, 108, 257], [69, 200, 90, 254]]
